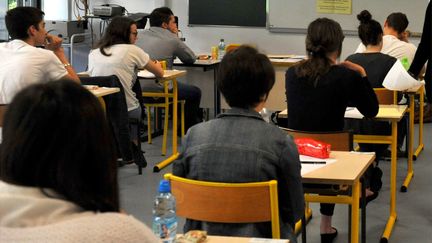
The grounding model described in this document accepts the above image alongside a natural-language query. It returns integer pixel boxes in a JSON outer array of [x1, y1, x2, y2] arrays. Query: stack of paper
[[383, 60, 424, 91]]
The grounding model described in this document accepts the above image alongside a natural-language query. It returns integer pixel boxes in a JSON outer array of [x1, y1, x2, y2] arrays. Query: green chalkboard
[[189, 0, 266, 27]]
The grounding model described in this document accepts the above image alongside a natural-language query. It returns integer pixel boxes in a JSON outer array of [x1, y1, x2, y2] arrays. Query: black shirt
[[346, 52, 397, 88], [285, 65, 378, 131]]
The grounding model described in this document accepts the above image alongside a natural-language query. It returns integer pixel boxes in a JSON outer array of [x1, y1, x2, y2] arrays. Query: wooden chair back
[[164, 173, 281, 239], [281, 128, 353, 151], [374, 88, 397, 105]]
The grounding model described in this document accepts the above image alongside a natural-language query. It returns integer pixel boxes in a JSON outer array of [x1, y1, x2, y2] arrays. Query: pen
[[301, 161, 326, 164]]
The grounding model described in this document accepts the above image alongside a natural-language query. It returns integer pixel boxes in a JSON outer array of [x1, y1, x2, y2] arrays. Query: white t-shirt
[[355, 35, 417, 64], [0, 40, 68, 104], [88, 44, 150, 111]]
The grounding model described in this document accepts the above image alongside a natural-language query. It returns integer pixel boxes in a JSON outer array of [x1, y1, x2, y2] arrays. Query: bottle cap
[[220, 39, 224, 42], [158, 179, 171, 193]]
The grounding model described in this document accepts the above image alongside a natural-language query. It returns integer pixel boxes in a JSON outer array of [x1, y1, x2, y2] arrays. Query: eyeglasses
[[131, 31, 138, 36]]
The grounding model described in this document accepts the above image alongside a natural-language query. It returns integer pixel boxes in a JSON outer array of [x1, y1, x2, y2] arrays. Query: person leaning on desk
[[285, 18, 378, 243], [0, 80, 158, 242], [173, 46, 304, 242]]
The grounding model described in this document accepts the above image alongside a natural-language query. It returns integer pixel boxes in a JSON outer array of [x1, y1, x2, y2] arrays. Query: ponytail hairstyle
[[357, 10, 383, 46], [295, 18, 344, 86], [96, 16, 136, 56]]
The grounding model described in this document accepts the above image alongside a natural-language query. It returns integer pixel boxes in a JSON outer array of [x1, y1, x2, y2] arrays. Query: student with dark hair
[[286, 18, 378, 243], [173, 46, 304, 242], [0, 7, 79, 105], [356, 12, 417, 64], [137, 7, 202, 131], [0, 80, 158, 242], [345, 9, 398, 199], [88, 16, 163, 150]]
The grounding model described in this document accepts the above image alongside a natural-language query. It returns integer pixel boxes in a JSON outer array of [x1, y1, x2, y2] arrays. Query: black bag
[[370, 166, 383, 192]]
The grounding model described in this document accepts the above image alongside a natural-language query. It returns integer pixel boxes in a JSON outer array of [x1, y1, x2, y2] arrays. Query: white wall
[[121, 0, 420, 60]]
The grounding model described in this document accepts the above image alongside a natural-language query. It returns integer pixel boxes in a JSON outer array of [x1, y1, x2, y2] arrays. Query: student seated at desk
[[137, 7, 203, 131], [345, 10, 396, 160], [173, 46, 304, 242], [87, 16, 163, 165], [0, 81, 158, 242], [285, 18, 378, 243]]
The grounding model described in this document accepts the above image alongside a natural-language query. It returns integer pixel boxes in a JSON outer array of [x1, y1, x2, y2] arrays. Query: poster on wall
[[316, 0, 352, 14]]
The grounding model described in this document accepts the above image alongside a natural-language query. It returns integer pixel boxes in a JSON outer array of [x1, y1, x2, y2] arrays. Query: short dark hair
[[217, 45, 275, 109], [386, 12, 409, 34], [149, 7, 174, 27], [295, 18, 344, 85], [357, 10, 383, 46], [0, 80, 119, 212], [96, 16, 136, 56], [5, 7, 45, 40]]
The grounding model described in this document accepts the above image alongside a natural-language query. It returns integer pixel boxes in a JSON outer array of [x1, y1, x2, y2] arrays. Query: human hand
[[339, 61, 367, 77], [45, 34, 63, 51]]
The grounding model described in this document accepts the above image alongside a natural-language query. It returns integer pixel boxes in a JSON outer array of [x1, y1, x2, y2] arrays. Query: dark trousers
[[141, 80, 202, 132]]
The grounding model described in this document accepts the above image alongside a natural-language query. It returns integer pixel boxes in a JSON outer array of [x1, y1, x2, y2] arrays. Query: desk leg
[[401, 94, 415, 192], [381, 121, 398, 242], [351, 181, 360, 243], [153, 78, 180, 172], [213, 66, 221, 117], [414, 88, 424, 159]]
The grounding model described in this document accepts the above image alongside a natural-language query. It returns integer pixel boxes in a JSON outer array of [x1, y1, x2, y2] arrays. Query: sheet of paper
[[344, 107, 364, 119], [383, 60, 425, 91], [137, 70, 155, 78], [300, 155, 337, 176]]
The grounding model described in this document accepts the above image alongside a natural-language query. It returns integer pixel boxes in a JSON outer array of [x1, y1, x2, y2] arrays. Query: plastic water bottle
[[152, 180, 177, 243], [218, 39, 226, 60]]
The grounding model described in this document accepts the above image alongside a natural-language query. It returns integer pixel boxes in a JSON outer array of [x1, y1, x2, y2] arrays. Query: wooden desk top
[[178, 235, 289, 243], [158, 70, 187, 81], [279, 104, 407, 121], [89, 87, 120, 97], [302, 151, 375, 185], [345, 104, 407, 121], [174, 59, 221, 66]]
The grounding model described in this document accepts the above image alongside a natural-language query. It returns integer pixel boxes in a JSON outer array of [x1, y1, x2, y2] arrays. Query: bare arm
[[45, 34, 80, 83], [145, 60, 164, 78], [339, 60, 367, 77]]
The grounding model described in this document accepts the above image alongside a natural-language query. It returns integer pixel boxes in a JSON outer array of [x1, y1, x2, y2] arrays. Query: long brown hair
[[96, 16, 136, 56], [295, 18, 344, 86]]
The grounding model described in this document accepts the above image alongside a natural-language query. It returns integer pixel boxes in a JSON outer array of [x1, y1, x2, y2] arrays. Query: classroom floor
[[118, 121, 432, 243]]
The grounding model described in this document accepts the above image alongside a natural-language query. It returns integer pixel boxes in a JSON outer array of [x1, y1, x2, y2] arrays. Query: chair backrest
[[164, 173, 281, 239], [374, 88, 397, 105], [80, 75, 133, 161], [281, 128, 353, 151]]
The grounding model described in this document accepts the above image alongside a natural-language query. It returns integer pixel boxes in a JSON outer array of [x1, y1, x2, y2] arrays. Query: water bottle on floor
[[152, 180, 177, 243]]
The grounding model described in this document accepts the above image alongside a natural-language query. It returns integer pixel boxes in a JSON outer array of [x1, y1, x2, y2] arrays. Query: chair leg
[[181, 101, 185, 137], [161, 103, 169, 156], [146, 105, 152, 144]]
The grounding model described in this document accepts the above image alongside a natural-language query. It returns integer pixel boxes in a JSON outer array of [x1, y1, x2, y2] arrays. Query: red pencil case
[[294, 138, 331, 159]]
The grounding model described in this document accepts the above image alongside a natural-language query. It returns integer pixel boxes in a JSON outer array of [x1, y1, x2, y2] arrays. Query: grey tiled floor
[[119, 122, 432, 243]]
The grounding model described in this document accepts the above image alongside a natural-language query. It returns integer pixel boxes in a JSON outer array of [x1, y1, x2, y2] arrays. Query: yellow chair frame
[[164, 173, 281, 239], [143, 79, 185, 156]]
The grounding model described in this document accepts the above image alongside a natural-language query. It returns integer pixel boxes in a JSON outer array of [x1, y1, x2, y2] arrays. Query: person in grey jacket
[[173, 46, 304, 242], [137, 7, 202, 130]]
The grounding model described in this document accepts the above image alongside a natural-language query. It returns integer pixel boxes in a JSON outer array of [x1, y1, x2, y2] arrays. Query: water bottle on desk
[[218, 39, 226, 60], [152, 180, 177, 243]]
